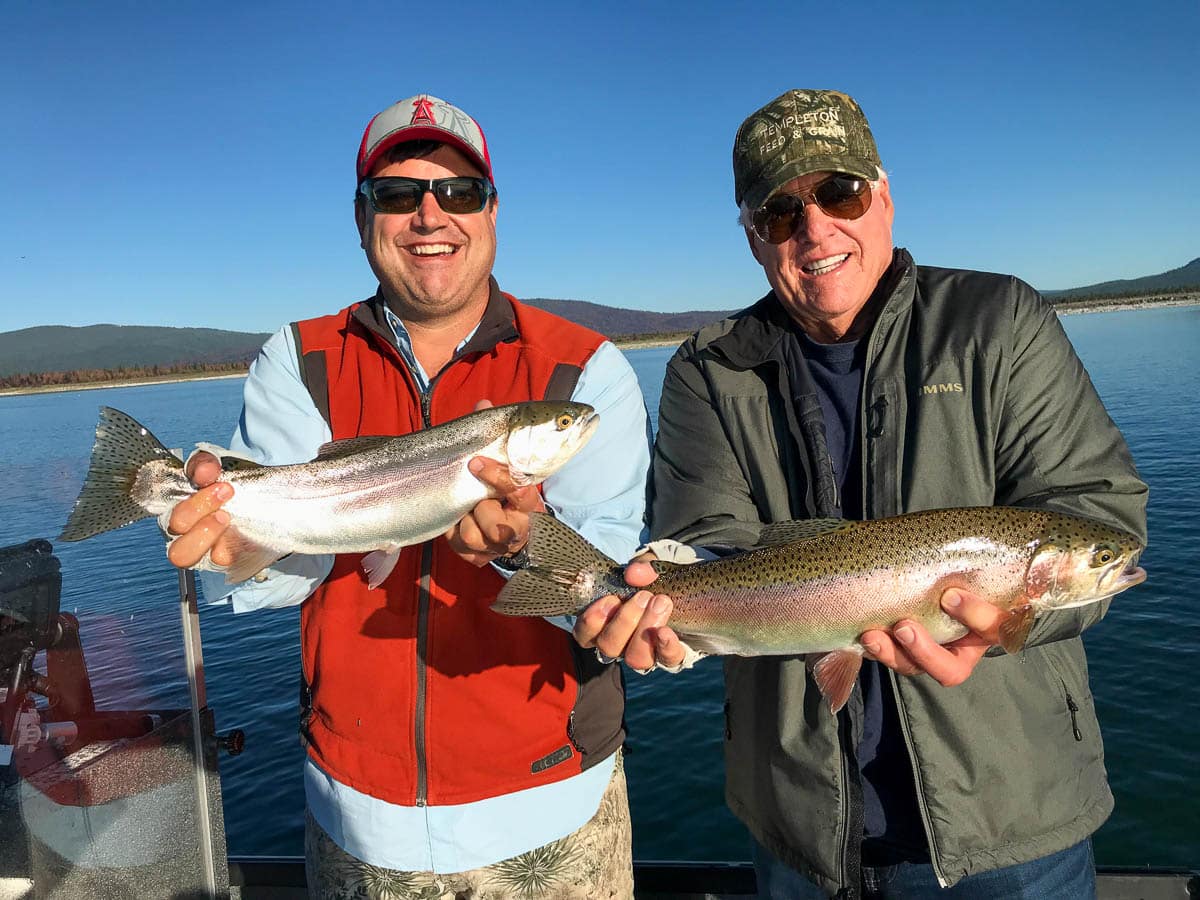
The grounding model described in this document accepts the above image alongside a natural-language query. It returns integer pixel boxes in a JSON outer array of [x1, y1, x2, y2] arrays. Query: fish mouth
[[1098, 557, 1146, 596], [1112, 564, 1146, 590]]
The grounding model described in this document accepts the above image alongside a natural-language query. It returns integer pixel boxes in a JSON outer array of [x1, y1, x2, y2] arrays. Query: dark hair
[[379, 139, 445, 167]]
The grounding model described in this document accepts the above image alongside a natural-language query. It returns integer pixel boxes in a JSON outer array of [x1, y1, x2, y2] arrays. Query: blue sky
[[2, 0, 1197, 334]]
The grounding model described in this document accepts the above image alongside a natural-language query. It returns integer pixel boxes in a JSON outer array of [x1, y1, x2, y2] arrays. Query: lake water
[[1, 305, 1196, 867]]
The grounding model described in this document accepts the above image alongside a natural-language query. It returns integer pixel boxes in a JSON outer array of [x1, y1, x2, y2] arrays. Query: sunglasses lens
[[364, 178, 491, 214], [750, 176, 872, 243], [813, 176, 871, 220], [436, 178, 490, 214], [368, 180, 422, 214], [753, 195, 805, 244]]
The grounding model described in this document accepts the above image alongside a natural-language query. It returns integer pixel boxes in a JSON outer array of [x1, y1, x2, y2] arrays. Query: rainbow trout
[[61, 403, 598, 587], [492, 508, 1145, 712]]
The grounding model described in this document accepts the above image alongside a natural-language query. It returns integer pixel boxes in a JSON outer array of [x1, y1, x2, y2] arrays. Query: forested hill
[[521, 298, 735, 338], [1044, 257, 1200, 299], [4, 253, 1199, 380], [0, 305, 736, 379], [0, 325, 272, 379]]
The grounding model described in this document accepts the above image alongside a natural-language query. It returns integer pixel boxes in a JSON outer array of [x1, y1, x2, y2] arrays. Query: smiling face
[[747, 170, 895, 342], [355, 143, 498, 325]]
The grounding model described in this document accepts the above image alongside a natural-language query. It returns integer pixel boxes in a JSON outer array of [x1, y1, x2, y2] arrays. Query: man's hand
[[445, 456, 546, 566], [572, 554, 689, 672], [860, 589, 1002, 686], [165, 450, 237, 569], [445, 401, 547, 567]]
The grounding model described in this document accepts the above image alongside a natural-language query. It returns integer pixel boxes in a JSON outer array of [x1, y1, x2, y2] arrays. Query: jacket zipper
[[835, 727, 858, 896], [887, 670, 951, 887], [1066, 692, 1083, 741], [859, 315, 952, 888]]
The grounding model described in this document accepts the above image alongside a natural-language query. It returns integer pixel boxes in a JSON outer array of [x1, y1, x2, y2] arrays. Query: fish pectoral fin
[[997, 605, 1037, 654], [756, 518, 854, 548], [362, 545, 403, 590], [509, 468, 535, 487], [221, 529, 287, 585], [807, 648, 864, 715]]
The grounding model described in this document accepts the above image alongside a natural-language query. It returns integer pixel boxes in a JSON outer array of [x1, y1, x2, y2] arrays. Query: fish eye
[[1091, 547, 1116, 567], [555, 413, 574, 430]]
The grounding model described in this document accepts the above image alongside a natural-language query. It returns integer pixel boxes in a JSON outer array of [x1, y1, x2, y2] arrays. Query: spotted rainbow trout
[[61, 403, 598, 587], [492, 508, 1145, 712]]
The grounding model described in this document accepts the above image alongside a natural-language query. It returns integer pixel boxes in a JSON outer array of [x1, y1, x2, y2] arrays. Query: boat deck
[[229, 858, 1199, 899]]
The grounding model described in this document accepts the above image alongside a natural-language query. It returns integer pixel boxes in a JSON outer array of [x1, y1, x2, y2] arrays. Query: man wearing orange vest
[[164, 95, 650, 899]]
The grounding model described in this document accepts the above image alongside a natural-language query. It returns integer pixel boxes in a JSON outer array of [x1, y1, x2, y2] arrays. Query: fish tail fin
[[59, 407, 184, 542], [491, 512, 621, 617]]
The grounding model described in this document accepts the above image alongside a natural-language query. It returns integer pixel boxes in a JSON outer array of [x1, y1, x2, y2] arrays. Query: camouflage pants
[[304, 753, 633, 900]]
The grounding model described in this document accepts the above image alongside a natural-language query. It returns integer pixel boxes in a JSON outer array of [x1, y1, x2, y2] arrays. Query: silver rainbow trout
[[492, 508, 1146, 712], [61, 403, 598, 587]]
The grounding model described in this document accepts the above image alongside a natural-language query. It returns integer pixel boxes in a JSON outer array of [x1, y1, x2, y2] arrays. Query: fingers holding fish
[[166, 505, 232, 570], [573, 591, 683, 673], [860, 627, 923, 677], [863, 589, 1001, 686], [167, 481, 232, 540], [940, 588, 1005, 646], [185, 449, 222, 486]]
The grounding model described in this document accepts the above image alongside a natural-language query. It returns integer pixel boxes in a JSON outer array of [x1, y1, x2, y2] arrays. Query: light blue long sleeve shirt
[[199, 314, 650, 872]]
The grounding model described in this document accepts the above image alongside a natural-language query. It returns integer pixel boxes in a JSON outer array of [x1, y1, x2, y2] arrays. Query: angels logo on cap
[[357, 94, 493, 184]]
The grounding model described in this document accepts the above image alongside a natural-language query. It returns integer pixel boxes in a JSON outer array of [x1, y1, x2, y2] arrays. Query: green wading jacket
[[648, 249, 1148, 896]]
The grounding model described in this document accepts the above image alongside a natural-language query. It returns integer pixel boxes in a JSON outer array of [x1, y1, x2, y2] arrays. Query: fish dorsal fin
[[314, 435, 396, 461], [219, 455, 264, 472], [649, 559, 686, 575], [756, 518, 853, 547]]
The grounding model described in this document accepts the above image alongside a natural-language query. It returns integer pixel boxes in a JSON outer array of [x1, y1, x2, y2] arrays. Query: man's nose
[[794, 199, 838, 243], [411, 190, 448, 229]]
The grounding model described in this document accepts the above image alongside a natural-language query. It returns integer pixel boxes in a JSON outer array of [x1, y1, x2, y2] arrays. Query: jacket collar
[[710, 248, 915, 368], [351, 276, 519, 356]]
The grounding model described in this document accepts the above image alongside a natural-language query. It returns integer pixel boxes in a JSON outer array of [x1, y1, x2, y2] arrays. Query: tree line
[[0, 360, 251, 390]]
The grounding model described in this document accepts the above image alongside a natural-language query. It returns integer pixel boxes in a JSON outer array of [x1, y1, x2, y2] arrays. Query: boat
[[2, 539, 1195, 899]]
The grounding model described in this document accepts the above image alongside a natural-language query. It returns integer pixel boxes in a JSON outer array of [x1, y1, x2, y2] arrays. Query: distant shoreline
[[2, 295, 1196, 398]]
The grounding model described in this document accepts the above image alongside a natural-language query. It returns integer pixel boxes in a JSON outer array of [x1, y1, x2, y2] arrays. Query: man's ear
[[745, 227, 764, 265], [354, 199, 368, 249]]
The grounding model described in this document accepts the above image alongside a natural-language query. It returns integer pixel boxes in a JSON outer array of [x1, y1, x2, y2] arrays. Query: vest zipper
[[414, 384, 437, 807]]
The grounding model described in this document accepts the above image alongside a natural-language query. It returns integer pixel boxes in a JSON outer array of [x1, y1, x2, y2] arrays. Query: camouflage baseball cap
[[733, 89, 882, 212]]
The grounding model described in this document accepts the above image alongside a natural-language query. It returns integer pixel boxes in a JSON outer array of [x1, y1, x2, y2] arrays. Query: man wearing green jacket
[[576, 90, 1147, 897]]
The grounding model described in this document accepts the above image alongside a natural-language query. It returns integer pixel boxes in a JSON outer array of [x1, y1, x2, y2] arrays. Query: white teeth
[[804, 253, 849, 275], [409, 244, 456, 256]]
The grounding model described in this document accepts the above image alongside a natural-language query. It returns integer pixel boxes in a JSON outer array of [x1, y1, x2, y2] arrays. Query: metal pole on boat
[[179, 567, 222, 898]]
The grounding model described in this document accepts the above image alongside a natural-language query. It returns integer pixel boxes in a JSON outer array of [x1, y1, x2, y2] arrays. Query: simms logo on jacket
[[920, 382, 964, 395]]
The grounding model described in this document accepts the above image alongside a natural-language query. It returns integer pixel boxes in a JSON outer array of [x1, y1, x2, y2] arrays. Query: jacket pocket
[[1039, 641, 1091, 742]]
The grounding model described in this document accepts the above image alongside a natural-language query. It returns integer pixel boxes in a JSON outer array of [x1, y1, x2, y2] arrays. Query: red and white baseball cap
[[357, 94, 493, 184]]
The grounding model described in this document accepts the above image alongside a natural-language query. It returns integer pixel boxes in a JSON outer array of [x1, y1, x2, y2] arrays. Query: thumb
[[624, 560, 659, 588], [468, 456, 520, 495]]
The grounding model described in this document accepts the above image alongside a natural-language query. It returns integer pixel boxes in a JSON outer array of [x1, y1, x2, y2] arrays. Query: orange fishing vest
[[291, 285, 625, 806]]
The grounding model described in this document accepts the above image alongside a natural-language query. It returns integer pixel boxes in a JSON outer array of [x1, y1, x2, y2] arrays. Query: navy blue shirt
[[791, 330, 930, 865]]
